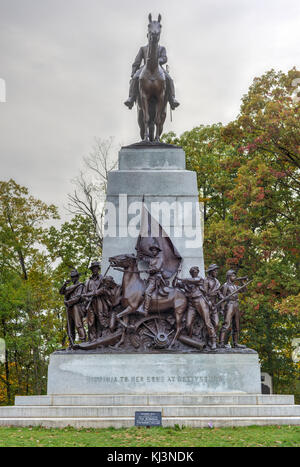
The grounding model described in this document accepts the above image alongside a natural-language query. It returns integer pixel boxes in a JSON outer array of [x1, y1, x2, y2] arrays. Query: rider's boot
[[169, 96, 180, 110], [124, 97, 135, 109], [124, 78, 137, 109], [142, 294, 151, 316], [167, 76, 180, 110]]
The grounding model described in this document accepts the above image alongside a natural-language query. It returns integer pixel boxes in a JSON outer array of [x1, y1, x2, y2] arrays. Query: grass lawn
[[0, 425, 299, 447]]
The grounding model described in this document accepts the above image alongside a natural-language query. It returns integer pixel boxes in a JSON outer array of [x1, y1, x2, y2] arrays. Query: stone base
[[101, 146, 205, 282], [1, 393, 299, 428], [47, 352, 261, 395]]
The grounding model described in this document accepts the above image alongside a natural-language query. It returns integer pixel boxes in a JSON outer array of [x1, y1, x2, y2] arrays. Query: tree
[[162, 68, 300, 394], [222, 68, 300, 170], [67, 137, 118, 249], [0, 180, 59, 401], [0, 181, 103, 404]]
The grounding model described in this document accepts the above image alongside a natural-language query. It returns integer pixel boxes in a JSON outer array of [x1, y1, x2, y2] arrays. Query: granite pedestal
[[47, 351, 262, 395], [101, 145, 205, 282], [1, 351, 300, 428]]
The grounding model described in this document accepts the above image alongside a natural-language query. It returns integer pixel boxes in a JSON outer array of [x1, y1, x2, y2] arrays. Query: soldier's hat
[[189, 266, 199, 273], [206, 264, 219, 274], [104, 275, 113, 282], [70, 269, 80, 277], [226, 269, 236, 278], [89, 260, 101, 270], [104, 275, 115, 285]]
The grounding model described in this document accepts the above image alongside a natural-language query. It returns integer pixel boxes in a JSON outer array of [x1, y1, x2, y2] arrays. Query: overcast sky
[[0, 0, 299, 217]]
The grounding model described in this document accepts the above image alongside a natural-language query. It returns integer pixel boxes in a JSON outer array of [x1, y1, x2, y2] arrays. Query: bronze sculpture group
[[60, 252, 250, 352]]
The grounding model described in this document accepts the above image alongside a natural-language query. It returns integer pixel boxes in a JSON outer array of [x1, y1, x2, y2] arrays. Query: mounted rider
[[124, 14, 180, 111], [142, 242, 167, 315]]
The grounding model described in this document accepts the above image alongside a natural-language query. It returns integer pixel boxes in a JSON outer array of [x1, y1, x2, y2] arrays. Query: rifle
[[66, 310, 75, 348], [214, 280, 253, 309], [172, 260, 182, 287]]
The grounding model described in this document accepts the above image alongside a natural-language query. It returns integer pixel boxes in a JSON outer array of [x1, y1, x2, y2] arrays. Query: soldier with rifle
[[177, 266, 217, 350], [59, 269, 86, 347], [203, 264, 224, 336], [218, 270, 251, 348]]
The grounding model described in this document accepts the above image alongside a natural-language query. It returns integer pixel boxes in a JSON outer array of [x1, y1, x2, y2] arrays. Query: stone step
[[2, 404, 300, 418], [15, 394, 295, 407], [0, 416, 299, 429]]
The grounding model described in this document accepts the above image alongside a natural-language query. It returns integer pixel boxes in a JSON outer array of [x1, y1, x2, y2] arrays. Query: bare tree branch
[[67, 138, 118, 250]]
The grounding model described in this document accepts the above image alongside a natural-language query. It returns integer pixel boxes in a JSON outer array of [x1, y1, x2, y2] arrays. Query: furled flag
[[135, 202, 182, 278]]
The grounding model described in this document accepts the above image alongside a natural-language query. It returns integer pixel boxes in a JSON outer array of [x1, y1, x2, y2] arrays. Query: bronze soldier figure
[[124, 15, 180, 111], [59, 269, 86, 346], [178, 266, 203, 337], [142, 243, 165, 315], [95, 275, 119, 331], [178, 266, 217, 350], [203, 264, 224, 335], [83, 260, 105, 342], [219, 270, 247, 348]]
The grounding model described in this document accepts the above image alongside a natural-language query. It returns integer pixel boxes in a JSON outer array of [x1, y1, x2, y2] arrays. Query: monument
[[41, 13, 279, 399], [0, 13, 299, 428]]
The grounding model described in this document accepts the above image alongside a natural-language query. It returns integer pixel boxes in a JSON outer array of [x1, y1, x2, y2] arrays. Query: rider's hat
[[149, 243, 162, 252], [206, 264, 219, 274]]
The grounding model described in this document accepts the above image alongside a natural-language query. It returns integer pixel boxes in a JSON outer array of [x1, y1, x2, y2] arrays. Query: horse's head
[[147, 13, 162, 44], [109, 254, 137, 270]]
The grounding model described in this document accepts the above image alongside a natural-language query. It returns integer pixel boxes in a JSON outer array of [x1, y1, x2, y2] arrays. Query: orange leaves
[[256, 187, 265, 201], [233, 245, 245, 260]]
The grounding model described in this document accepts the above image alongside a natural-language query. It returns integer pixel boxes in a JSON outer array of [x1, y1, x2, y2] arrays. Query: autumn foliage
[[163, 68, 300, 394]]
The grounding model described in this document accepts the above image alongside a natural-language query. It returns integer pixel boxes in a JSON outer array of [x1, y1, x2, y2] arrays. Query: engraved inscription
[[86, 375, 225, 384]]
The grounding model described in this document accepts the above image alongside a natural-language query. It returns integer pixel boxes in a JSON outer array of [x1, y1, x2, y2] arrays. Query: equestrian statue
[[124, 13, 180, 142]]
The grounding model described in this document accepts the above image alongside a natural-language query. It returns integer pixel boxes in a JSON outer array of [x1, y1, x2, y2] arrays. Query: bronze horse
[[138, 14, 167, 142], [109, 254, 187, 347]]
